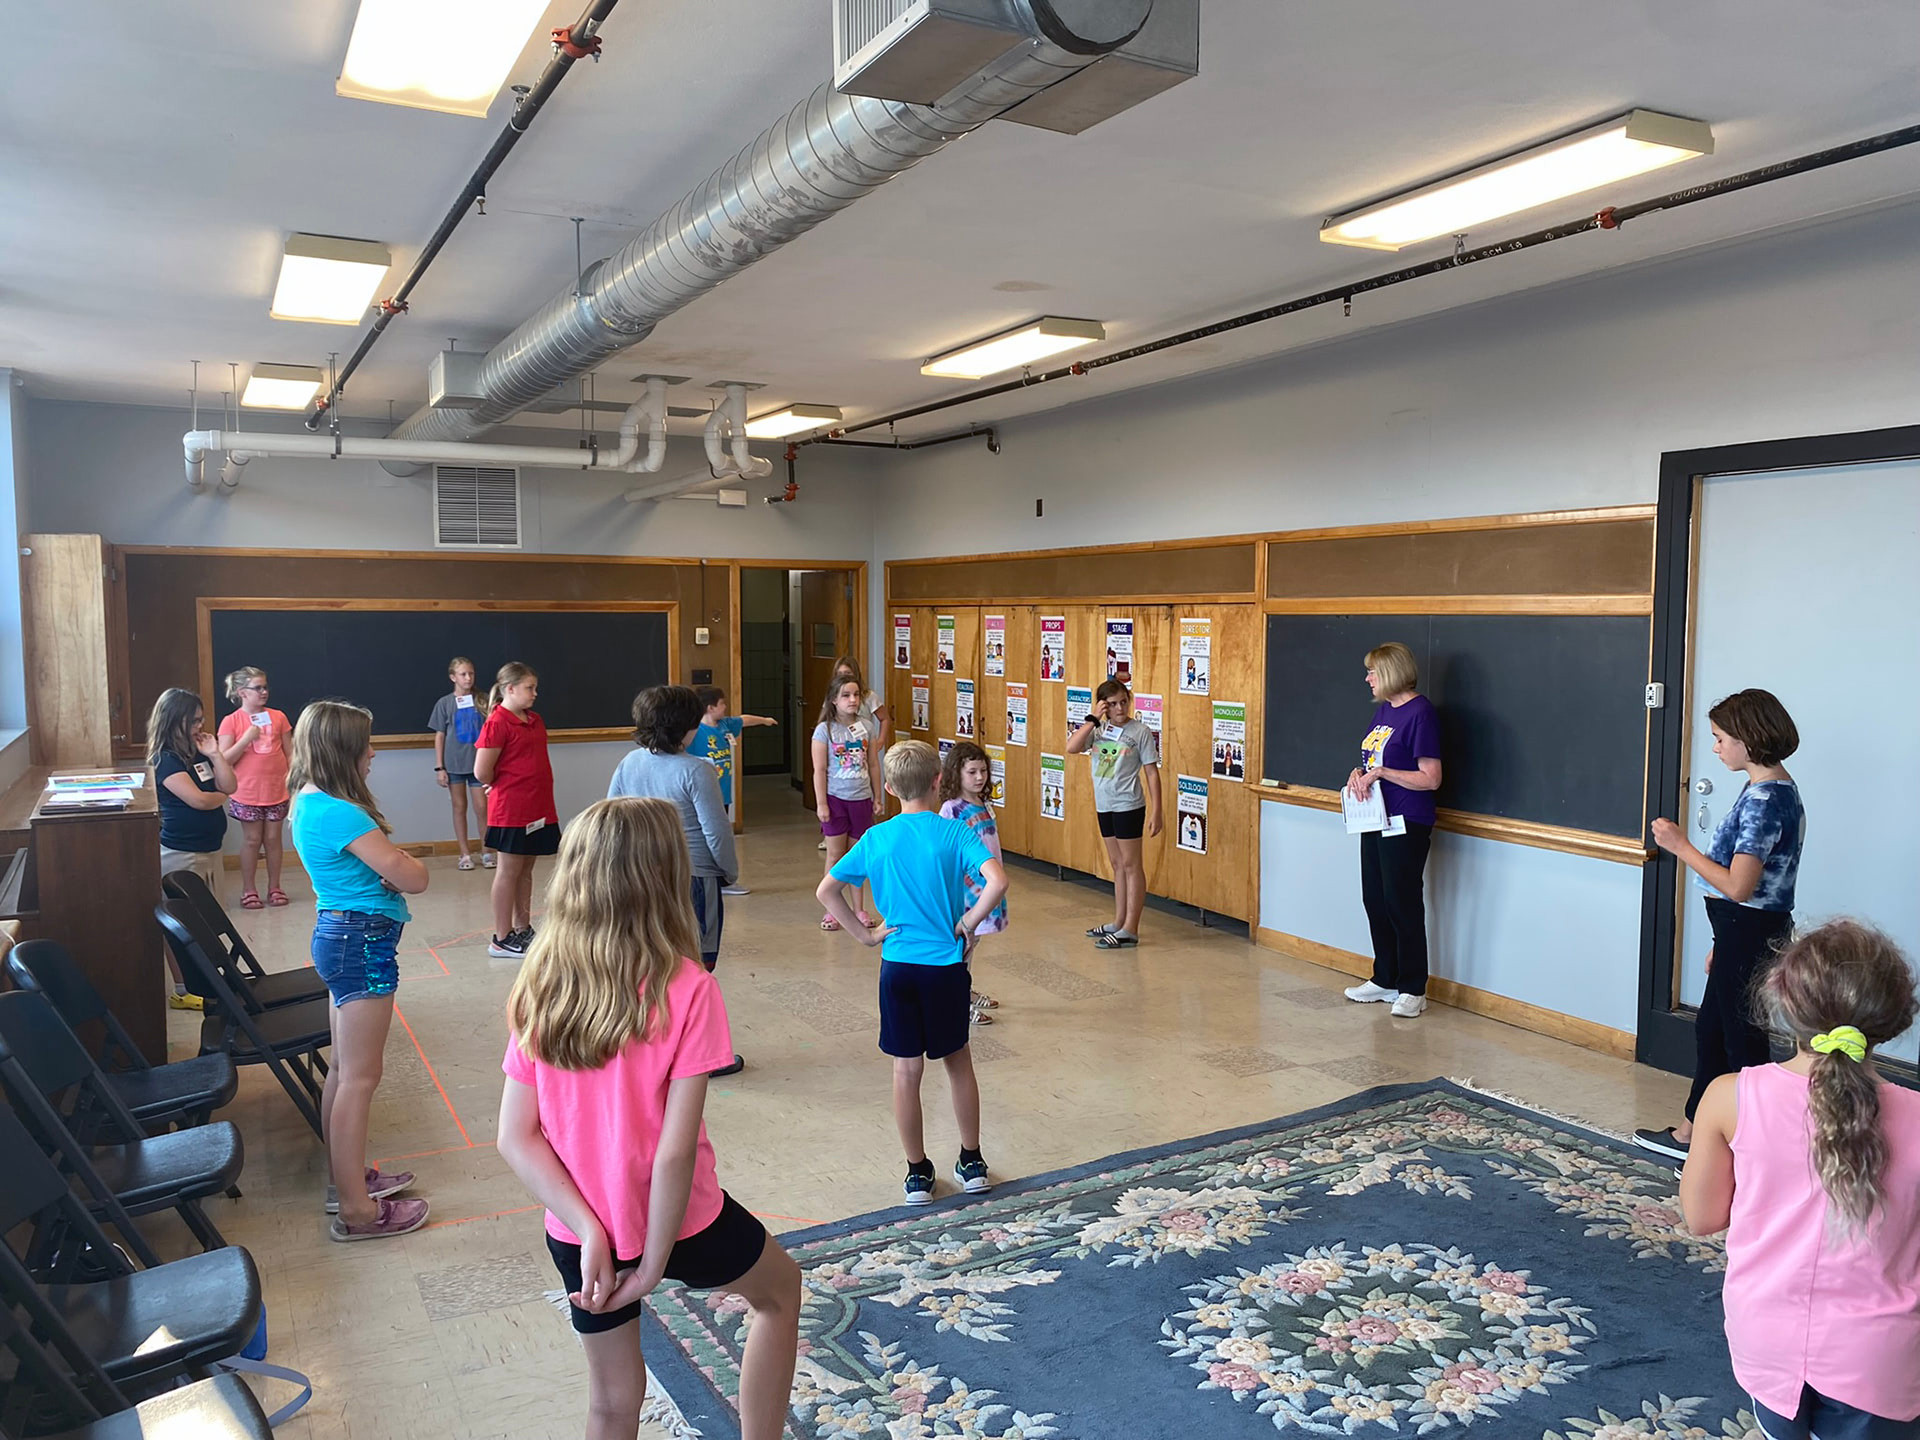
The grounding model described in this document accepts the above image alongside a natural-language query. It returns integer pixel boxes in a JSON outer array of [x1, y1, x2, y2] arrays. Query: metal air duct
[[392, 0, 1152, 445]]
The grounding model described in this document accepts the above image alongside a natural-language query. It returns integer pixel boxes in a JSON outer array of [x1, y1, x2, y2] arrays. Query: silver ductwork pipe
[[394, 0, 1148, 444]]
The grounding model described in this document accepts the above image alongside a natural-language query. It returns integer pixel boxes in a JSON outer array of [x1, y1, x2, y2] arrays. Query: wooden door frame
[[1641, 422, 1920, 1078]]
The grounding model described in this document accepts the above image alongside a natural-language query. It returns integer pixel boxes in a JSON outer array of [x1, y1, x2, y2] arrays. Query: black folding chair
[[0, 992, 243, 1263], [6, 940, 237, 1135], [0, 1103, 260, 1412], [161, 871, 329, 1011], [155, 901, 329, 1140]]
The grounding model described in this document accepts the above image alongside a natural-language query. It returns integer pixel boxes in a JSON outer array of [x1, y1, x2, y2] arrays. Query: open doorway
[[736, 565, 863, 811]]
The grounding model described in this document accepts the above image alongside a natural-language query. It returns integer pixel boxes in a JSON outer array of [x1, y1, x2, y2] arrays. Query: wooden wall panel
[[1029, 610, 1070, 868], [1267, 518, 1654, 599], [1110, 606, 1174, 894], [890, 541, 1257, 605], [1063, 608, 1109, 879], [23, 535, 113, 767], [993, 607, 1037, 858]]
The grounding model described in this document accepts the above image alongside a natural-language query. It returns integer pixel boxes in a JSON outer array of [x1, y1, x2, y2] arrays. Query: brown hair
[[488, 661, 537, 713], [830, 656, 865, 691], [1095, 678, 1131, 705], [1365, 642, 1418, 696], [938, 740, 991, 806], [505, 798, 699, 1069], [819, 674, 864, 728], [692, 684, 725, 711], [289, 700, 392, 835], [631, 685, 703, 754], [1708, 688, 1799, 766], [1761, 919, 1919, 1234], [146, 687, 204, 767]]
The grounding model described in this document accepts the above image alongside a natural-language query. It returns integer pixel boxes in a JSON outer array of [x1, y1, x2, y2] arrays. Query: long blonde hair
[[488, 660, 536, 713], [505, 798, 699, 1070], [146, 687, 203, 766], [1762, 919, 1920, 1234], [289, 701, 392, 835]]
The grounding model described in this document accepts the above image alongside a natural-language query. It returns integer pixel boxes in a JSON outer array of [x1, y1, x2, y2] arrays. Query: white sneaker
[[721, 884, 750, 896], [1344, 981, 1399, 1004], [1390, 994, 1428, 1018]]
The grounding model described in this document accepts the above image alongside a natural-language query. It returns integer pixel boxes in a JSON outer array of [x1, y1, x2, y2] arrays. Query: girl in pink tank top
[[1681, 920, 1920, 1440]]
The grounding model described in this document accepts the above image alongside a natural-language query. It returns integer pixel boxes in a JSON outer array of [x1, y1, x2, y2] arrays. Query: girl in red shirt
[[475, 662, 559, 959]]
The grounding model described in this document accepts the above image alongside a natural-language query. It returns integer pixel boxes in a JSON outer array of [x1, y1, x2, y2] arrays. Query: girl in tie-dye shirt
[[938, 742, 1005, 1024]]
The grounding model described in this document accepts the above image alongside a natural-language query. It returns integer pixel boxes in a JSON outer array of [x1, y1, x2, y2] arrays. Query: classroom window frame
[[1641, 422, 1920, 1086]]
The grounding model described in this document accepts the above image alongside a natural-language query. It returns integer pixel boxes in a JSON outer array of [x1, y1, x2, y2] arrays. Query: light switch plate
[[695, 626, 711, 645]]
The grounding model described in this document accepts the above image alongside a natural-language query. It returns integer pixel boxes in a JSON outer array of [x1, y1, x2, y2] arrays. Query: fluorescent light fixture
[[922, 317, 1105, 380], [242, 363, 325, 410], [336, 0, 550, 117], [1321, 110, 1715, 252], [271, 233, 392, 323], [744, 404, 843, 439]]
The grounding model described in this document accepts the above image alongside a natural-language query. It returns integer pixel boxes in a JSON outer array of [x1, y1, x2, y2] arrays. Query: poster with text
[[1066, 686, 1094, 737], [1040, 753, 1066, 820], [1177, 774, 1209, 854], [894, 615, 912, 670], [987, 743, 1006, 808], [1211, 700, 1247, 783], [1106, 618, 1133, 684], [1006, 682, 1029, 746], [1179, 617, 1211, 695], [955, 678, 976, 738], [1134, 693, 1163, 735], [1040, 616, 1066, 682], [939, 739, 955, 763], [911, 676, 930, 732], [984, 615, 1006, 677], [936, 615, 956, 673]]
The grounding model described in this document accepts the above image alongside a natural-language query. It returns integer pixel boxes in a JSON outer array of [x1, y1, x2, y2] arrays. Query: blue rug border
[[639, 1076, 1658, 1438]]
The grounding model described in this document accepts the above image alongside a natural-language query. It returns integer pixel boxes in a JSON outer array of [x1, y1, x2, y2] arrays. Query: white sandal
[[457, 855, 475, 871]]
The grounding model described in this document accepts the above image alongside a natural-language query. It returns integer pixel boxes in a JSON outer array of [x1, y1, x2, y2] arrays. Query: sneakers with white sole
[[721, 884, 750, 896], [1390, 994, 1428, 1018], [1344, 981, 1399, 1004]]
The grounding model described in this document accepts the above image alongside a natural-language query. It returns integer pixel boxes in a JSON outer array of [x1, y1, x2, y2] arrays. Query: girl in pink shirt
[[497, 797, 800, 1440], [215, 666, 293, 909], [1682, 919, 1920, 1440]]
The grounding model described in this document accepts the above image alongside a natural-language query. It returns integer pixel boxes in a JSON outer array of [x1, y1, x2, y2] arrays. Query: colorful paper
[[956, 678, 977, 738], [1005, 682, 1028, 747], [1040, 616, 1066, 682], [911, 675, 930, 732], [1211, 700, 1247, 783], [1179, 618, 1211, 695], [1177, 774, 1209, 854], [1106, 618, 1133, 684], [936, 615, 956, 673], [893, 615, 912, 670], [1040, 753, 1066, 820], [984, 615, 1006, 677]]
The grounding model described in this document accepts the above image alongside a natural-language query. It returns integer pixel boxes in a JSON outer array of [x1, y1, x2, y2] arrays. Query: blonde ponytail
[[489, 661, 536, 713]]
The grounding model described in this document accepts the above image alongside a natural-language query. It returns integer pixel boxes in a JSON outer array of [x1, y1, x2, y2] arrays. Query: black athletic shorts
[[878, 959, 972, 1060], [544, 1192, 768, 1334], [485, 822, 562, 856], [1097, 806, 1147, 841]]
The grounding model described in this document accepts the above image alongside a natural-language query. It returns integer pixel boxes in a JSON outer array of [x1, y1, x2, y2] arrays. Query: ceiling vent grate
[[837, 0, 911, 59], [433, 465, 521, 549]]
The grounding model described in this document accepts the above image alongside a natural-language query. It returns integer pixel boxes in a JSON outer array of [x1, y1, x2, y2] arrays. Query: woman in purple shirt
[[1342, 642, 1443, 1018]]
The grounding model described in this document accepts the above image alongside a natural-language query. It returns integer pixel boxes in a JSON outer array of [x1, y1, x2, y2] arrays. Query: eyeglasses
[[242, 685, 270, 692]]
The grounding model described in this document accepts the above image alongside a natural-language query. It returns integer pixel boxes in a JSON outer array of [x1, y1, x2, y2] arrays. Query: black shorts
[[879, 960, 972, 1060], [1097, 806, 1146, 841], [544, 1192, 768, 1334], [1755, 1385, 1920, 1440], [485, 822, 562, 856]]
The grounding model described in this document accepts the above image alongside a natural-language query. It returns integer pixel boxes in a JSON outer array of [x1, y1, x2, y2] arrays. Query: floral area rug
[[642, 1080, 1752, 1440]]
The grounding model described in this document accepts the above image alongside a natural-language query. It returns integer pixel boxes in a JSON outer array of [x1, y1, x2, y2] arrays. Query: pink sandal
[[857, 910, 878, 929], [821, 915, 842, 932], [267, 889, 290, 907], [240, 891, 264, 910]]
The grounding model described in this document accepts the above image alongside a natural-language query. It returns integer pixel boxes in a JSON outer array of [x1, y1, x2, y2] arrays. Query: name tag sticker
[[455, 694, 475, 709], [525, 818, 546, 835], [193, 762, 214, 782], [248, 711, 272, 728]]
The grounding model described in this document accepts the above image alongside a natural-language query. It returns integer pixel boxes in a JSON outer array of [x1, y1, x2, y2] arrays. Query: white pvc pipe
[[624, 466, 731, 504], [218, 452, 251, 491], [723, 384, 773, 480]]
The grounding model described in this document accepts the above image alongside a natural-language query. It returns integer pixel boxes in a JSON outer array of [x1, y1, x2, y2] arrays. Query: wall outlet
[[1645, 682, 1665, 709], [695, 626, 711, 645]]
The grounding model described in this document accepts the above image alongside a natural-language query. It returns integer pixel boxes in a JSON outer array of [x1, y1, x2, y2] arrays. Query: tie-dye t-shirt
[[1359, 695, 1441, 825], [939, 798, 1007, 934], [1696, 779, 1804, 912]]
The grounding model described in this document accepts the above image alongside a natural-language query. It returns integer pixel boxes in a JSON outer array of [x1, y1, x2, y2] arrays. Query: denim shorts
[[311, 910, 403, 1006], [443, 771, 477, 786]]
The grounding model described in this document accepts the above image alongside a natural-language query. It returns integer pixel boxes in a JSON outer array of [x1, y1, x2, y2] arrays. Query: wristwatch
[[434, 766, 445, 771]]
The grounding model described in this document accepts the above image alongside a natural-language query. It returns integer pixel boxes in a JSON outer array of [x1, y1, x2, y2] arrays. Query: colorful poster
[[987, 743, 1006, 808], [1211, 700, 1247, 783], [936, 615, 956, 673], [1066, 686, 1093, 737], [1106, 618, 1133, 684], [939, 739, 955, 763], [1177, 774, 1209, 854], [1134, 692, 1163, 734], [911, 675, 930, 732], [1040, 753, 1066, 820], [984, 615, 1006, 677], [956, 678, 977, 738], [1005, 682, 1028, 747], [1179, 617, 1211, 695], [1040, 616, 1066, 682], [893, 614, 912, 670]]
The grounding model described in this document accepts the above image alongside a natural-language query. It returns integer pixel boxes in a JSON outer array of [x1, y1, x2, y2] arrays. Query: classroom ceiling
[[3, 0, 1918, 441]]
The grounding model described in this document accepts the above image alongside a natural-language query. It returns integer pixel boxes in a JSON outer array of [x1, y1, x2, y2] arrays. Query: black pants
[[1684, 897, 1793, 1119], [1360, 822, 1433, 996]]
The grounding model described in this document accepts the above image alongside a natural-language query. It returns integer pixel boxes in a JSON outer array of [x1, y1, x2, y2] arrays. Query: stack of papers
[[47, 772, 145, 791], [42, 786, 134, 811], [1341, 782, 1407, 837]]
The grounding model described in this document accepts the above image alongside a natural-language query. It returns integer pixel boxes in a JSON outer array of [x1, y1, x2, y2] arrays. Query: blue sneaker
[[903, 1166, 935, 1206], [954, 1155, 992, 1195]]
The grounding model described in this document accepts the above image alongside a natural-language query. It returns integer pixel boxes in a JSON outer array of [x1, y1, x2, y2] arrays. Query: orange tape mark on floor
[[392, 1001, 473, 1148], [424, 945, 452, 977], [754, 1212, 826, 1226], [372, 1140, 496, 1167], [424, 1203, 544, 1230]]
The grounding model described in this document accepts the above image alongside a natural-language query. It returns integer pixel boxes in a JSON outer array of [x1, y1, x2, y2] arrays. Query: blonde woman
[[497, 798, 800, 1440], [1342, 642, 1442, 1018], [288, 700, 430, 1241]]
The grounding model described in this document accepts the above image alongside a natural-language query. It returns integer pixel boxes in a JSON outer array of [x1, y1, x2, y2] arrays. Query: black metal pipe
[[813, 121, 1920, 442], [815, 425, 999, 452], [304, 0, 620, 429]]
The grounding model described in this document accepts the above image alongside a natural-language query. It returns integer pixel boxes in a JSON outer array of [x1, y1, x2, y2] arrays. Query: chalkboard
[[209, 607, 671, 736], [1263, 613, 1648, 836]]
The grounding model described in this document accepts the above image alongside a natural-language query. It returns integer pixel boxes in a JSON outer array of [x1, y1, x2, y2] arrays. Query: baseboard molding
[[221, 839, 462, 872], [1255, 927, 1636, 1061]]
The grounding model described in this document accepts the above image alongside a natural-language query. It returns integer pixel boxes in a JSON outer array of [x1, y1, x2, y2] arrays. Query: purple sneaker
[[325, 1168, 417, 1215], [330, 1195, 430, 1242]]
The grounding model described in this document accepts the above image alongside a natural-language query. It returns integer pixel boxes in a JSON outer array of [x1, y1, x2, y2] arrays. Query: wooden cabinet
[[22, 534, 118, 768]]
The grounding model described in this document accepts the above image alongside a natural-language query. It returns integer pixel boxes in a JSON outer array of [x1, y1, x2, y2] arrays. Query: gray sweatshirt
[[606, 748, 738, 881]]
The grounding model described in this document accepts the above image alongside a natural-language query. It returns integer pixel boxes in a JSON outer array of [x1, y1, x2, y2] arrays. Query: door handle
[[1694, 778, 1713, 795], [1696, 803, 1711, 832]]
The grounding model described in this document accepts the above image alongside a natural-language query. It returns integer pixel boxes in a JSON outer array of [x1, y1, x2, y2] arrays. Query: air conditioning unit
[[433, 466, 522, 549]]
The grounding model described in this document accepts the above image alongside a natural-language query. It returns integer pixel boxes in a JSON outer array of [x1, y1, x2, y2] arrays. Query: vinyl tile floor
[[153, 776, 1687, 1439]]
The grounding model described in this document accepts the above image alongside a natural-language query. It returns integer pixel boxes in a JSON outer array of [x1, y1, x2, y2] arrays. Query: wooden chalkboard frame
[[196, 597, 678, 746]]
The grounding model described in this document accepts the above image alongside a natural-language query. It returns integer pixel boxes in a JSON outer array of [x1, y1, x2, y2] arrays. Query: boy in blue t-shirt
[[691, 685, 778, 895], [819, 739, 1007, 1206]]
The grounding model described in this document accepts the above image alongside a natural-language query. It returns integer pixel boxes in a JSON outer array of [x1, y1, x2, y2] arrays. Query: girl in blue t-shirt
[[1638, 688, 1806, 1163], [938, 742, 1006, 1025], [288, 700, 432, 1242]]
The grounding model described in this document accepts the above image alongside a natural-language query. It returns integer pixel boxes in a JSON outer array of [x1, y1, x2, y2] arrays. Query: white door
[[1680, 459, 1920, 1062]]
